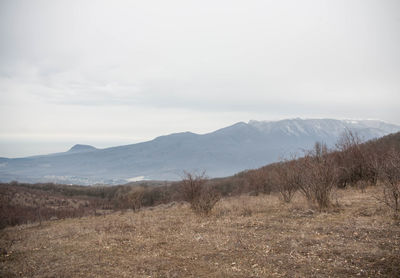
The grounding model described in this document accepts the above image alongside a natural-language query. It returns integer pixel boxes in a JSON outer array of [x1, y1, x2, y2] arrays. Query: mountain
[[67, 144, 98, 153], [1, 118, 399, 185]]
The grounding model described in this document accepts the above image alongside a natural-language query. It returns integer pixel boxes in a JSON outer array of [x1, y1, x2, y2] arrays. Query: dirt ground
[[1, 186, 399, 277]]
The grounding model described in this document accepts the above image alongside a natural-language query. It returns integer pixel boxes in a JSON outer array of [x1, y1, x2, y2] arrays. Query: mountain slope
[[1, 119, 399, 184], [67, 144, 98, 153]]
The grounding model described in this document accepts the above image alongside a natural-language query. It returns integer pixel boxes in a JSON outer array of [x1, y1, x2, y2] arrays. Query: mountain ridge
[[1, 118, 399, 185]]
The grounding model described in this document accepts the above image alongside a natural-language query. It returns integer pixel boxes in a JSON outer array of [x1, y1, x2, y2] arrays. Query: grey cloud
[[1, 0, 400, 156]]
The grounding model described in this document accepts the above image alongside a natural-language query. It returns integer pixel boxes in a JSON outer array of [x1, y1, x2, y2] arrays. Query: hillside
[[1, 187, 399, 277], [1, 119, 399, 184], [1, 129, 400, 277], [1, 130, 400, 228]]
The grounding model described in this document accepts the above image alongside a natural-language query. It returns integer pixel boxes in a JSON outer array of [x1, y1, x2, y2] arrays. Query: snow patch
[[344, 119, 360, 124]]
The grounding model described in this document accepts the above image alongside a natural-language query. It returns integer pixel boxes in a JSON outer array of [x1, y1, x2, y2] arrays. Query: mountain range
[[1, 118, 399, 185]]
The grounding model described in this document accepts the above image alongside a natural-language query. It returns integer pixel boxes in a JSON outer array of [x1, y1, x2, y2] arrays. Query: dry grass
[[1, 186, 400, 277], [0, 184, 90, 209]]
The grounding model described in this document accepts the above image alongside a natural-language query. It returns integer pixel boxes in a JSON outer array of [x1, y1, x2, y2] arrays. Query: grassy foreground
[[1, 186, 399, 277]]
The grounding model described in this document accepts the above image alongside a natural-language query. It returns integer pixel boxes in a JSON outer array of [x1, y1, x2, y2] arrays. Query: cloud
[[0, 0, 400, 156]]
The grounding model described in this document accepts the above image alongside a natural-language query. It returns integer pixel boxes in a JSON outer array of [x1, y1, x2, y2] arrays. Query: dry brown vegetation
[[2, 131, 399, 229], [181, 171, 221, 215], [1, 131, 400, 277], [377, 148, 400, 214], [0, 182, 179, 229], [0, 183, 95, 229], [1, 186, 400, 277], [243, 131, 400, 213]]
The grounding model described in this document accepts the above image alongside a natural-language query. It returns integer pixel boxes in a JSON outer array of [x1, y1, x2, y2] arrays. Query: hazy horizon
[[1, 0, 399, 157], [1, 117, 399, 158]]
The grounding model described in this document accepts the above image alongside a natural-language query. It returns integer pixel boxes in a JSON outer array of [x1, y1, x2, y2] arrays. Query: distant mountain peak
[[68, 144, 97, 153], [247, 118, 400, 138], [2, 118, 399, 184]]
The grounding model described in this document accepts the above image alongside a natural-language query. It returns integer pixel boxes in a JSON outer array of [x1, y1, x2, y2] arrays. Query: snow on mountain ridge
[[1, 118, 399, 184], [247, 119, 400, 147]]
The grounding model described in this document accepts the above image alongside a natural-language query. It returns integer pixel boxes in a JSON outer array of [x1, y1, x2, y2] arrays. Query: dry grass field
[[1, 186, 399, 277]]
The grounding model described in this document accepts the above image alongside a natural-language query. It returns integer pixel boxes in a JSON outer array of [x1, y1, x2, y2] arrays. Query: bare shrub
[[335, 130, 377, 187], [299, 142, 338, 210], [126, 187, 145, 211], [181, 171, 207, 204], [113, 186, 145, 212], [181, 171, 220, 215], [191, 185, 221, 215], [247, 169, 273, 195], [378, 148, 400, 216], [273, 161, 300, 203]]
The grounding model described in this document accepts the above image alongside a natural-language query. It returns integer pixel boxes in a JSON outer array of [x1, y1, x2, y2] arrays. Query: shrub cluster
[[378, 148, 400, 215], [247, 130, 400, 212], [180, 171, 220, 215]]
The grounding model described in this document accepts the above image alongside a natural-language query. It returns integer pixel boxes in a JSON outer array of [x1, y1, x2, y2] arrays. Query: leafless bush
[[335, 130, 377, 187], [247, 169, 274, 195], [191, 185, 221, 215], [181, 171, 207, 204], [126, 187, 145, 211], [273, 161, 300, 203], [299, 142, 338, 210], [181, 171, 220, 215], [378, 148, 400, 216], [114, 186, 145, 212]]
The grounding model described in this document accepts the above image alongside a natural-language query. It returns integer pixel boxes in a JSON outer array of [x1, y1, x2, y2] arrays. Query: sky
[[1, 0, 399, 157]]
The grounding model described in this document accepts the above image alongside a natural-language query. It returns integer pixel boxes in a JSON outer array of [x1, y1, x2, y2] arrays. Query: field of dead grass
[[1, 186, 399, 277]]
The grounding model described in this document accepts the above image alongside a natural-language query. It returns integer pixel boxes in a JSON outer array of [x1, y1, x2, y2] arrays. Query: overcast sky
[[1, 0, 399, 157]]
